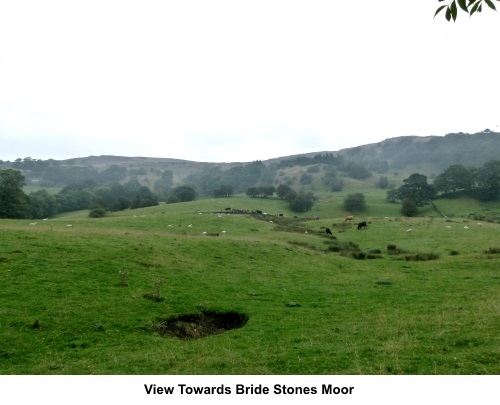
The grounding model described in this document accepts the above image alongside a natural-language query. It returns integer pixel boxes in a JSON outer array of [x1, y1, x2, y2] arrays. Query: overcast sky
[[1, 1, 499, 163]]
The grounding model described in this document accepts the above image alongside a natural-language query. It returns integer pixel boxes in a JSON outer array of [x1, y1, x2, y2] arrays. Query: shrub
[[404, 253, 439, 261]]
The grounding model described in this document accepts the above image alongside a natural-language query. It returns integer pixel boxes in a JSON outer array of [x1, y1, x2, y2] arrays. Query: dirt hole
[[156, 310, 249, 340]]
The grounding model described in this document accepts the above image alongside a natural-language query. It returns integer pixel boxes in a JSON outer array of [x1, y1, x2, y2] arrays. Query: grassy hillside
[[1, 195, 499, 375]]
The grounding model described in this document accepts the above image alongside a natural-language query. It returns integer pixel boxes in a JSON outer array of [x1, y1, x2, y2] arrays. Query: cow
[[357, 221, 367, 230], [345, 215, 354, 222], [325, 227, 333, 235]]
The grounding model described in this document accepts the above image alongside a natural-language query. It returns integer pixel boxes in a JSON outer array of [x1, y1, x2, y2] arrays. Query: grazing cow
[[345, 215, 354, 222], [357, 221, 367, 230], [325, 227, 333, 235]]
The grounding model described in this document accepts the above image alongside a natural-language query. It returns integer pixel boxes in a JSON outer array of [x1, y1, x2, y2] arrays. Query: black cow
[[357, 221, 367, 230], [325, 227, 333, 235]]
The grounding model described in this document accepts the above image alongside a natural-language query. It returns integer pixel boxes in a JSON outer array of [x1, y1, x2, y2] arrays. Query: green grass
[[0, 197, 499, 375]]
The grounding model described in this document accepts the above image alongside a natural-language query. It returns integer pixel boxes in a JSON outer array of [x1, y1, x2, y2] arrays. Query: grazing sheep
[[406, 228, 412, 235], [188, 224, 193, 228], [445, 225, 451, 229], [345, 215, 354, 222], [29, 222, 37, 226], [65, 224, 73, 227], [464, 226, 469, 229]]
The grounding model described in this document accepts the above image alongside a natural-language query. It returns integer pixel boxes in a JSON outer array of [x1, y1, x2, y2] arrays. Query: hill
[[2, 130, 499, 191]]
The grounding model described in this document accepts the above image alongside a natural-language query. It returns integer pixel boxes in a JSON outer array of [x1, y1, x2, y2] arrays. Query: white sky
[[0, 0, 499, 163]]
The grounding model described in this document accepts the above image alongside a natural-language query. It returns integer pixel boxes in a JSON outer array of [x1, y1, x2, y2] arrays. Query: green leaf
[[458, 0, 469, 11], [434, 5, 447, 17], [446, 6, 452, 20], [470, 1, 481, 14], [468, 0, 477, 5], [451, 0, 458, 20], [484, 0, 497, 10]]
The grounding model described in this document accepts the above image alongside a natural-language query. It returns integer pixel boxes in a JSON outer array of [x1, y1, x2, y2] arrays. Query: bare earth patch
[[156, 310, 248, 340]]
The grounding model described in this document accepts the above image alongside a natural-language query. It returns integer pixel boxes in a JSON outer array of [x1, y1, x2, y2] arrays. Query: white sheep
[[406, 228, 412, 234]]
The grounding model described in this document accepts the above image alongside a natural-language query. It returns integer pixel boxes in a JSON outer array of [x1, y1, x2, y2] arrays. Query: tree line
[[387, 160, 500, 216]]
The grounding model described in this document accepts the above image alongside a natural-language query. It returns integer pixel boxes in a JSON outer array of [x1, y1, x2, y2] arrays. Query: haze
[[0, 0, 499, 163]]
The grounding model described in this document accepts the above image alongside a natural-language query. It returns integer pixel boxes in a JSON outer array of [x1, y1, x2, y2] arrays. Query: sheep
[[187, 224, 193, 228], [406, 228, 412, 235], [29, 222, 37, 226], [445, 225, 451, 229], [345, 215, 354, 222], [65, 224, 73, 227], [464, 226, 469, 229]]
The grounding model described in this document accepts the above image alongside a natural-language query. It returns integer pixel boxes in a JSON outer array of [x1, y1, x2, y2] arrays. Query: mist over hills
[[2, 130, 499, 189]]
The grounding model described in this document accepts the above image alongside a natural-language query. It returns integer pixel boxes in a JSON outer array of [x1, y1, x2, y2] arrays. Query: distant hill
[[334, 130, 500, 172], [3, 130, 499, 188]]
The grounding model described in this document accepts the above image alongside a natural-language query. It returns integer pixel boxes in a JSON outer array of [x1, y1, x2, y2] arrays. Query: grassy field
[[0, 196, 499, 375]]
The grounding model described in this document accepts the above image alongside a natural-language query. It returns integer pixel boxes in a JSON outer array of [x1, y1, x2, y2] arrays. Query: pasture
[[0, 197, 499, 375]]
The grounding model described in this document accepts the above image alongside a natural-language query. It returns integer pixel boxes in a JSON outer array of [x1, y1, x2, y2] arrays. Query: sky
[[0, 0, 499, 163]]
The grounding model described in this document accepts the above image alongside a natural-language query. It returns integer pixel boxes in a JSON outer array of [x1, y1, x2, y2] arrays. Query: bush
[[401, 199, 418, 217], [89, 206, 106, 218], [343, 193, 366, 212]]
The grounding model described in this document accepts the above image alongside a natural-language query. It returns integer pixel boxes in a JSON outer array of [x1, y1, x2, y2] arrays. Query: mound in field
[[156, 310, 248, 340]]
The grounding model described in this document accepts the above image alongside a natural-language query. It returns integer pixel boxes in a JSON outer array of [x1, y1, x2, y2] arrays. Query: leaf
[[468, 0, 477, 5], [434, 5, 447, 17], [446, 6, 452, 20], [451, 0, 458, 20], [484, 0, 496, 10], [458, 0, 469, 11], [470, 1, 481, 14]]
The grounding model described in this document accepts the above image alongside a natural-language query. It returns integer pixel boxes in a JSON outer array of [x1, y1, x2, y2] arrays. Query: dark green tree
[[345, 162, 371, 180], [401, 199, 419, 217], [395, 173, 436, 207], [289, 192, 316, 213], [276, 184, 296, 201], [29, 189, 58, 219], [474, 160, 500, 201], [343, 193, 366, 212], [433, 164, 475, 194], [213, 184, 234, 197], [377, 176, 389, 189], [167, 185, 196, 203], [0, 169, 30, 218], [132, 186, 159, 208]]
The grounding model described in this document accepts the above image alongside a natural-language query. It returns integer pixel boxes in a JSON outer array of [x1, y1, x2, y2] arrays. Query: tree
[[395, 173, 436, 207], [213, 184, 234, 198], [343, 193, 366, 212], [435, 0, 499, 22], [474, 160, 500, 201], [276, 184, 296, 201], [433, 164, 475, 194], [345, 162, 371, 180], [29, 189, 58, 219], [377, 176, 389, 189], [167, 185, 196, 203], [289, 192, 316, 213], [0, 170, 31, 218], [401, 199, 419, 217], [132, 186, 160, 208]]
